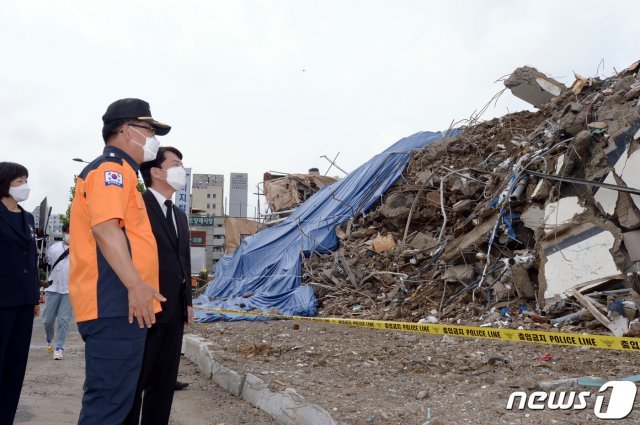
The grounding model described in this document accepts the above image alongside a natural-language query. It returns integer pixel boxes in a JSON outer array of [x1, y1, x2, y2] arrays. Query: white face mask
[[164, 167, 187, 190], [9, 183, 30, 202], [130, 127, 161, 162], [63, 234, 70, 244]]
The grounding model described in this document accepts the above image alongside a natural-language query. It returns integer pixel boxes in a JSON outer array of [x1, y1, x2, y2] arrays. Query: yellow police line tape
[[194, 307, 640, 352]]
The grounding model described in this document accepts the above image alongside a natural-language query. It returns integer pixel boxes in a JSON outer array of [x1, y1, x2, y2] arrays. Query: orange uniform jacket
[[69, 146, 161, 322]]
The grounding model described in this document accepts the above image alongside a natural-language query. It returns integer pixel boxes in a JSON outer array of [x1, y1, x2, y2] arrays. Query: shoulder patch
[[104, 171, 124, 188]]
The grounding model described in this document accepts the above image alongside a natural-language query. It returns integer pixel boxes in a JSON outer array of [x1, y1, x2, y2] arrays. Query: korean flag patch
[[104, 171, 123, 188]]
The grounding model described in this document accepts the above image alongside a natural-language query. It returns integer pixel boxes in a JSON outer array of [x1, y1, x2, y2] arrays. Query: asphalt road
[[14, 315, 275, 425]]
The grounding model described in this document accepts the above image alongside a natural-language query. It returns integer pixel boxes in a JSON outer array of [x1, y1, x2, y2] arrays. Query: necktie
[[164, 199, 178, 239]]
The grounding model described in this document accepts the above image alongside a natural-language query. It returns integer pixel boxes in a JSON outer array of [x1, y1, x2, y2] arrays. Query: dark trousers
[[0, 306, 34, 425], [77, 317, 147, 425], [124, 303, 184, 425]]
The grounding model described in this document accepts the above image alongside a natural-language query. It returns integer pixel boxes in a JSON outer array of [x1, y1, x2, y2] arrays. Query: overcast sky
[[2, 0, 639, 218]]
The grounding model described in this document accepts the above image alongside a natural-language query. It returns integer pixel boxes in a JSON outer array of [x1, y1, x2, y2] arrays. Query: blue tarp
[[197, 131, 449, 322]]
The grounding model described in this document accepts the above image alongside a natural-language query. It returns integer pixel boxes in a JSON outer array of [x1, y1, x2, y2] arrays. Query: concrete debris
[[542, 196, 587, 235], [300, 59, 640, 337], [540, 223, 622, 300], [264, 173, 337, 213], [442, 265, 476, 284], [409, 232, 438, 250], [623, 231, 640, 262], [570, 73, 591, 95], [510, 264, 536, 300], [504, 66, 566, 108], [520, 205, 544, 231]]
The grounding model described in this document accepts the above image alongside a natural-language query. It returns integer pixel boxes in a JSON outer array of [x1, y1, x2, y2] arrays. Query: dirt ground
[[15, 317, 275, 425], [192, 320, 640, 425]]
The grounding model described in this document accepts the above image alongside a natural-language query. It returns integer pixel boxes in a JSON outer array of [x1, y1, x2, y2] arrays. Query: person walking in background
[[42, 222, 72, 360], [0, 162, 40, 425], [69, 98, 170, 425], [125, 146, 193, 425]]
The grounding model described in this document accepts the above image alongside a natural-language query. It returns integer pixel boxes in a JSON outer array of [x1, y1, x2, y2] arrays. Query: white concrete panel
[[594, 172, 619, 216], [544, 230, 620, 299], [543, 196, 587, 234], [619, 149, 640, 209]]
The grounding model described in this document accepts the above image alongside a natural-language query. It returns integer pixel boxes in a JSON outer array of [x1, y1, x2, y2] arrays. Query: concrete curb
[[182, 333, 338, 425]]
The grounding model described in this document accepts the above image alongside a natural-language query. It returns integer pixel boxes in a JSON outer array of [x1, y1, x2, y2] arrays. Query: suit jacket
[[0, 202, 39, 307], [143, 190, 192, 323]]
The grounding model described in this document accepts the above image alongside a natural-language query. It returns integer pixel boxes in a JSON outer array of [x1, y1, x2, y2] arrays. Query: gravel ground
[[193, 320, 640, 424]]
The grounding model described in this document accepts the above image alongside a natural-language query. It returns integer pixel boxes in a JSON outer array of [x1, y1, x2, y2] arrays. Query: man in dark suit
[[124, 147, 193, 425]]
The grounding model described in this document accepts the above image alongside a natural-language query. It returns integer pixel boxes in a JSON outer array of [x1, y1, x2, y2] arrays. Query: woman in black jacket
[[0, 162, 40, 425]]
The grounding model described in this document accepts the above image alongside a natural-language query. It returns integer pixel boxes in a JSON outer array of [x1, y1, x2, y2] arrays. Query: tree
[[62, 176, 77, 226]]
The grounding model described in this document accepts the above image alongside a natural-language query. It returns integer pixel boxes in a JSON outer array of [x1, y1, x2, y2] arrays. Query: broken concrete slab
[[384, 192, 413, 209], [607, 120, 640, 166], [571, 275, 626, 295], [378, 204, 410, 228], [511, 264, 536, 299], [615, 191, 640, 230], [595, 141, 640, 224], [620, 148, 640, 210], [521, 204, 544, 232], [442, 212, 499, 261], [492, 279, 516, 301], [543, 196, 588, 234], [539, 222, 622, 302], [505, 66, 566, 108], [624, 231, 640, 262], [409, 232, 437, 250], [530, 179, 550, 201], [443, 264, 476, 284], [594, 172, 620, 216], [242, 373, 338, 425]]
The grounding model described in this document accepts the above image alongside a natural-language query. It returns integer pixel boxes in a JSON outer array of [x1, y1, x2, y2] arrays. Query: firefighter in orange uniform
[[69, 98, 169, 425]]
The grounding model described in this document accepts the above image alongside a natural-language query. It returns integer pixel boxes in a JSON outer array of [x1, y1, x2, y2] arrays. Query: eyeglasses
[[128, 123, 156, 135]]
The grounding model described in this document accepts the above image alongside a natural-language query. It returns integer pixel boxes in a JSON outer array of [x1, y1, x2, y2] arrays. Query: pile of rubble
[[302, 60, 640, 337]]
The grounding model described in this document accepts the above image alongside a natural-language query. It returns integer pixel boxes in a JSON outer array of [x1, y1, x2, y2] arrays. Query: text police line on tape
[[195, 307, 640, 351]]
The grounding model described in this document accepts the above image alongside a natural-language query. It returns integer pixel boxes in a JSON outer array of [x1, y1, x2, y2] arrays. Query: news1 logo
[[506, 381, 637, 419]]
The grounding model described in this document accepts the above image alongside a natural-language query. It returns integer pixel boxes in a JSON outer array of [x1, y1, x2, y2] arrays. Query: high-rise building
[[191, 174, 224, 216], [229, 172, 248, 218]]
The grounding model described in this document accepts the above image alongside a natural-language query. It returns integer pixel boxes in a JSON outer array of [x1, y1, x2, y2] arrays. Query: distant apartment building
[[191, 174, 224, 216], [189, 214, 225, 271], [229, 172, 248, 218]]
